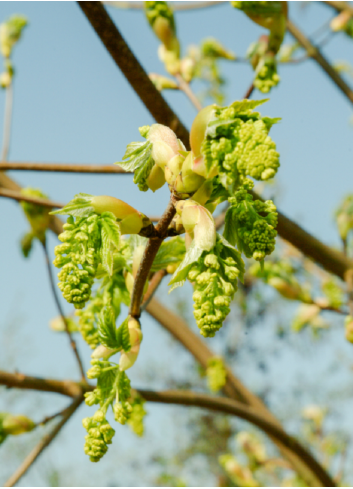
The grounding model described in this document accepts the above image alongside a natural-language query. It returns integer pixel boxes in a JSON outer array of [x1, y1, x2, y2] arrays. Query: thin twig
[[287, 19, 353, 105], [0, 187, 64, 208], [130, 197, 177, 318], [243, 83, 255, 99], [141, 269, 167, 311], [1, 83, 13, 161], [3, 396, 83, 487], [0, 187, 160, 222], [175, 73, 203, 112], [103, 1, 226, 11], [0, 162, 127, 173], [42, 241, 86, 382]]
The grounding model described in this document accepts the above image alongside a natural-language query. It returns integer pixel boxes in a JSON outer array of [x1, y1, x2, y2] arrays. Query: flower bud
[[302, 405, 325, 428], [204, 254, 219, 269], [148, 124, 180, 169], [0, 71, 11, 88], [190, 105, 216, 157], [2, 414, 35, 435], [124, 271, 134, 295], [193, 206, 217, 251], [93, 410, 105, 423], [158, 44, 180, 75], [119, 344, 140, 371], [180, 57, 195, 82], [330, 10, 352, 32], [149, 73, 178, 91], [84, 391, 99, 407], [268, 277, 301, 300], [146, 163, 166, 192], [91, 196, 137, 220], [87, 364, 102, 379], [166, 263, 178, 274], [164, 154, 184, 185], [91, 345, 118, 360]]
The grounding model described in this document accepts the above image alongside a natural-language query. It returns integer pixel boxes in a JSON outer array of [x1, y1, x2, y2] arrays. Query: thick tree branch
[[3, 396, 83, 487], [0, 162, 127, 173], [287, 19, 353, 105], [77, 1, 190, 148], [145, 297, 330, 487], [138, 389, 334, 488], [0, 370, 334, 487]]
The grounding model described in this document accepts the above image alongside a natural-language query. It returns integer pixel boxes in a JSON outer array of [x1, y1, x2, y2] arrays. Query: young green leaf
[[116, 317, 131, 352], [116, 140, 155, 191], [151, 236, 186, 272], [51, 193, 94, 217], [98, 303, 120, 349], [168, 240, 204, 289]]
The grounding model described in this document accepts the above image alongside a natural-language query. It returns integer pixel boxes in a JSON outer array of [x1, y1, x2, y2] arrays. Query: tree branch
[[0, 187, 64, 209], [130, 197, 177, 318], [77, 1, 190, 148], [3, 396, 83, 487], [0, 370, 334, 487], [322, 1, 353, 16], [0, 162, 127, 173], [175, 73, 203, 112], [145, 297, 331, 487], [137, 389, 335, 488], [286, 19, 353, 105], [141, 269, 167, 311]]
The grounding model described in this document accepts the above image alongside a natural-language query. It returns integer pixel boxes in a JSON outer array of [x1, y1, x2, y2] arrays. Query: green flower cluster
[[112, 370, 133, 425], [76, 271, 130, 349], [127, 397, 147, 437], [53, 214, 102, 309], [187, 237, 244, 337], [225, 179, 277, 261], [82, 412, 115, 463], [253, 55, 280, 93], [206, 356, 227, 393], [201, 100, 280, 187], [84, 357, 135, 462]]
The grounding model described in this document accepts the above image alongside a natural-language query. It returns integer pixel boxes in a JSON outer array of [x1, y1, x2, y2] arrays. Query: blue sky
[[0, 1, 352, 486]]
